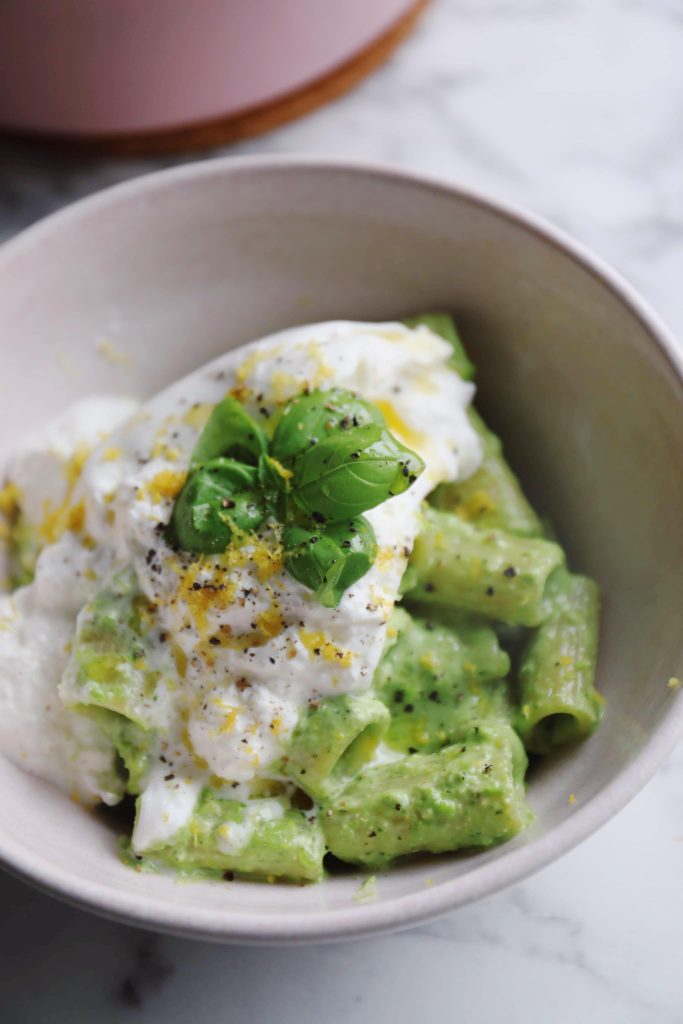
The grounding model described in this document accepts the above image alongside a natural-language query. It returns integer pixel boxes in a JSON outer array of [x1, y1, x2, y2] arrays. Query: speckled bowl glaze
[[0, 158, 681, 944]]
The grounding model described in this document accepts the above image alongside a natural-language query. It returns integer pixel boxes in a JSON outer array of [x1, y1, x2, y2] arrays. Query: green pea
[[270, 388, 385, 467], [190, 397, 268, 468], [292, 423, 425, 523], [169, 458, 268, 553], [284, 516, 377, 608]]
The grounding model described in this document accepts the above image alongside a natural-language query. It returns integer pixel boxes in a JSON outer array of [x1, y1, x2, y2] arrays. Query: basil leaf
[[256, 453, 292, 522], [292, 423, 425, 523], [257, 453, 290, 493], [190, 397, 268, 468], [270, 388, 385, 467], [284, 516, 377, 607], [168, 458, 267, 553]]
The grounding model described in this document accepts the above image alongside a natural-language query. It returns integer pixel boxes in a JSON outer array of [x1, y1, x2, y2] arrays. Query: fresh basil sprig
[[270, 388, 385, 466], [170, 458, 271, 553], [291, 422, 424, 523], [283, 516, 377, 608], [190, 397, 268, 468], [168, 397, 278, 553], [168, 389, 425, 607]]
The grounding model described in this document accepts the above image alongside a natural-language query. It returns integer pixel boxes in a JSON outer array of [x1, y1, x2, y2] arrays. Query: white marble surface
[[0, 0, 682, 1020]]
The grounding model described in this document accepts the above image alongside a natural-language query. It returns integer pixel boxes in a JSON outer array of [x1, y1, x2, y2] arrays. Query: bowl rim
[[0, 154, 681, 944]]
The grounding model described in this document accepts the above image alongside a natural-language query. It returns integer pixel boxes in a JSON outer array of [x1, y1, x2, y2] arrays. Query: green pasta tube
[[0, 482, 44, 588], [79, 706, 154, 795], [403, 313, 540, 535], [407, 507, 564, 627], [274, 693, 390, 801], [515, 568, 603, 754], [431, 409, 543, 538], [60, 572, 162, 729], [323, 723, 532, 868], [141, 790, 325, 883], [7, 518, 37, 588], [374, 608, 512, 754]]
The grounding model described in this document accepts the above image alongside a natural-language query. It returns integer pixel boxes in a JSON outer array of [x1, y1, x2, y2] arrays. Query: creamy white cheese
[[0, 586, 122, 804], [0, 321, 482, 851], [0, 396, 139, 802], [132, 766, 202, 853], [6, 395, 138, 541]]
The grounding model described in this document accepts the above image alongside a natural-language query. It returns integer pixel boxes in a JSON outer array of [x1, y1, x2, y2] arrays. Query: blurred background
[[2, 0, 683, 338], [0, 1, 682, 1021]]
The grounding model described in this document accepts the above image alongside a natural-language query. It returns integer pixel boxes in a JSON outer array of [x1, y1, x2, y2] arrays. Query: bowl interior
[[0, 161, 681, 941]]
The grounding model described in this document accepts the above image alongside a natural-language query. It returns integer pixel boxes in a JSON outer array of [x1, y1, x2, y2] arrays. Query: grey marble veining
[[2, 758, 682, 1023], [0, 0, 682, 1021]]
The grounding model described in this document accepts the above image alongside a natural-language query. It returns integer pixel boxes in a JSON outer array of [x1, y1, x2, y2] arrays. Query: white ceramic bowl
[[0, 158, 681, 943]]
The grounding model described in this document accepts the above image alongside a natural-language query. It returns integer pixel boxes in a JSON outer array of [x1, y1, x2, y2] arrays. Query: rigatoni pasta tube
[[431, 409, 544, 538], [402, 313, 541, 537], [515, 569, 603, 754], [274, 693, 390, 801], [374, 608, 512, 755], [61, 572, 156, 729], [407, 507, 564, 627], [323, 723, 532, 868], [139, 790, 326, 882]]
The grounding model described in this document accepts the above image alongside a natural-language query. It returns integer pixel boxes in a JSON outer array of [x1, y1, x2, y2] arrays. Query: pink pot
[[0, 0, 417, 138]]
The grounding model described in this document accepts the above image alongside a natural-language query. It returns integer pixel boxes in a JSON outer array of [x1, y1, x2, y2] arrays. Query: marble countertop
[[0, 1, 681, 1020]]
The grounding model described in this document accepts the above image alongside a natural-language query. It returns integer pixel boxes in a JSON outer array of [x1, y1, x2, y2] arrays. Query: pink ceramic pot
[[0, 0, 417, 138]]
